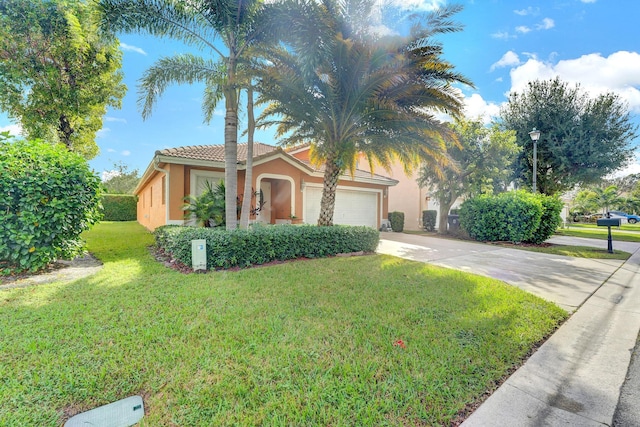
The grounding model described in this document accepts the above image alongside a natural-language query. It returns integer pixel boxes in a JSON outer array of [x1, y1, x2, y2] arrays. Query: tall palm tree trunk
[[318, 154, 341, 226], [239, 85, 255, 229], [224, 88, 238, 230], [224, 52, 239, 230]]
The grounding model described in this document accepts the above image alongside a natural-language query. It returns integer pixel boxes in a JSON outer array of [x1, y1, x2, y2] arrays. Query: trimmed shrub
[[459, 191, 543, 243], [0, 135, 102, 274], [154, 224, 380, 270], [389, 211, 405, 232], [526, 194, 563, 244], [422, 210, 437, 231], [101, 194, 137, 221]]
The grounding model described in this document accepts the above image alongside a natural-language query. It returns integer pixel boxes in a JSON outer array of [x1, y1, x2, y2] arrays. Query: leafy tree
[[0, 133, 102, 274], [99, 0, 278, 229], [258, 1, 472, 226], [570, 189, 598, 218], [500, 78, 637, 195], [618, 196, 640, 215], [418, 119, 520, 233], [606, 173, 640, 194], [102, 162, 140, 194], [0, 0, 126, 159]]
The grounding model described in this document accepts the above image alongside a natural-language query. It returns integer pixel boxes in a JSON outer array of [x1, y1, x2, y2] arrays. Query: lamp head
[[529, 128, 541, 142]]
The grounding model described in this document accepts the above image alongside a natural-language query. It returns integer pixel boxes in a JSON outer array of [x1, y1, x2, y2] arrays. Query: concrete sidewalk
[[377, 233, 640, 426]]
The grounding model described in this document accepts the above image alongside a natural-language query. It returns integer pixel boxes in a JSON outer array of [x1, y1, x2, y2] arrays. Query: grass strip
[[556, 228, 640, 242], [491, 244, 630, 260]]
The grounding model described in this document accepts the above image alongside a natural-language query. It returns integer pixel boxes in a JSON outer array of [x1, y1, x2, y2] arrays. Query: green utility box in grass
[[191, 239, 207, 271]]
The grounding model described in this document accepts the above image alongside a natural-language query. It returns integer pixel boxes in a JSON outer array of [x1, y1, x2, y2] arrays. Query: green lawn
[[557, 225, 640, 242], [0, 222, 567, 426], [566, 222, 640, 232]]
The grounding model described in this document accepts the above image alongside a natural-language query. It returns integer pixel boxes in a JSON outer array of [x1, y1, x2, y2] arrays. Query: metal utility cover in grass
[[64, 395, 144, 427]]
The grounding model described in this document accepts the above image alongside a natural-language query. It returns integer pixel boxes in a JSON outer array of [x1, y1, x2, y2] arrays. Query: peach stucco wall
[[138, 154, 392, 230], [358, 155, 426, 230], [137, 172, 166, 231]]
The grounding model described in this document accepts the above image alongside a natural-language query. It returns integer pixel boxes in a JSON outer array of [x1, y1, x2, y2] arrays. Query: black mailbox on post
[[596, 218, 621, 227], [596, 217, 621, 253]]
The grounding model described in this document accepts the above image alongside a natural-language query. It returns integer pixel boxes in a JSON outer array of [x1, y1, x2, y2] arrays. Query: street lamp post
[[529, 128, 541, 193]]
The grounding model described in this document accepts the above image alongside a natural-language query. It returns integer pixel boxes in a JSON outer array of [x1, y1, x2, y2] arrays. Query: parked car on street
[[608, 211, 640, 224]]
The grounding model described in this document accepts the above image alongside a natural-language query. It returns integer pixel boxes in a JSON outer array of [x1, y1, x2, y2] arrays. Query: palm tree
[[593, 185, 623, 214], [98, 0, 275, 229], [257, 1, 472, 225], [182, 180, 226, 227]]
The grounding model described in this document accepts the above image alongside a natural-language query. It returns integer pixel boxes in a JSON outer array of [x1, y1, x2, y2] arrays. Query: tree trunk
[[58, 114, 74, 150], [223, 92, 238, 230], [438, 200, 454, 234], [224, 56, 239, 230], [318, 154, 341, 226], [239, 85, 254, 230]]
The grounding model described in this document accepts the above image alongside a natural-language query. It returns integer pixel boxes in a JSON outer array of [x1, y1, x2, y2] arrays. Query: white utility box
[[191, 239, 207, 271]]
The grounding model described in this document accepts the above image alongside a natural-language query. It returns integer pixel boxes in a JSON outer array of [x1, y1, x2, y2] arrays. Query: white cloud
[[104, 116, 127, 124], [611, 154, 640, 178], [514, 7, 538, 16], [462, 93, 501, 124], [101, 170, 121, 182], [509, 51, 640, 112], [515, 26, 531, 34], [120, 43, 147, 56], [371, 24, 398, 37], [107, 148, 116, 153], [96, 127, 110, 138], [383, 0, 445, 11], [122, 150, 131, 156], [490, 51, 521, 72], [213, 107, 225, 117], [0, 123, 23, 136], [536, 18, 555, 30], [581, 0, 596, 3], [491, 31, 515, 40]]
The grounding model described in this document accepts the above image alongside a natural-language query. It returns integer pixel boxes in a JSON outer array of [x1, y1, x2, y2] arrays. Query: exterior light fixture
[[528, 128, 541, 193]]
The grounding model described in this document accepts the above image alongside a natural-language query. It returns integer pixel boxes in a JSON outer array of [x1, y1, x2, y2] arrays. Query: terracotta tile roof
[[154, 142, 397, 185], [298, 160, 398, 184], [157, 143, 278, 162]]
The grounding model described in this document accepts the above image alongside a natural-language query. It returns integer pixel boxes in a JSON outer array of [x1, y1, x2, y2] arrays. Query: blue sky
[[1, 0, 639, 180]]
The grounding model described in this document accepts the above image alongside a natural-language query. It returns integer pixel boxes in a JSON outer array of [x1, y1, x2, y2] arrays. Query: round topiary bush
[[0, 134, 102, 274]]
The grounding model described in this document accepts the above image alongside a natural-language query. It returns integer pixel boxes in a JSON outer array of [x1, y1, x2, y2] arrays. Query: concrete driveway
[[377, 232, 627, 312]]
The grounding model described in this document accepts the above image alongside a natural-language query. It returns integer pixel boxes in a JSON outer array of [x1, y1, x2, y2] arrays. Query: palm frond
[[137, 53, 225, 119]]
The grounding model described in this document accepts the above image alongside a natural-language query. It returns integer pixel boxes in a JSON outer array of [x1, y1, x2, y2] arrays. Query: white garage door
[[305, 187, 378, 228]]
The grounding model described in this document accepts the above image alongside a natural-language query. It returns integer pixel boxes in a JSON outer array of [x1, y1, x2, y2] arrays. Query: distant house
[[357, 155, 461, 231], [134, 143, 398, 230]]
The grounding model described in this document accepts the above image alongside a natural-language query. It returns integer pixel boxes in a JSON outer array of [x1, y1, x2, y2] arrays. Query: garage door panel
[[305, 187, 378, 228]]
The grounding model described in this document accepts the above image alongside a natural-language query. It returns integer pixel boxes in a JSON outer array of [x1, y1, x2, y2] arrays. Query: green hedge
[[101, 194, 137, 221], [389, 211, 405, 232], [527, 194, 563, 244], [0, 135, 101, 274], [459, 191, 542, 243], [422, 210, 437, 231], [459, 191, 562, 244], [154, 224, 380, 270]]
